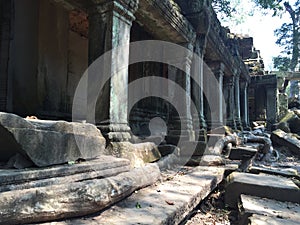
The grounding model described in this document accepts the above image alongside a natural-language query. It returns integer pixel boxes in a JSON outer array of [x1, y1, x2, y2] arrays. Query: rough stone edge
[[0, 166, 131, 193], [0, 164, 161, 225]]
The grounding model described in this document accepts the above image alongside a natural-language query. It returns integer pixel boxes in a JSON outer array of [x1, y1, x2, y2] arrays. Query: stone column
[[167, 43, 195, 145], [191, 36, 207, 141], [266, 84, 277, 129], [223, 76, 236, 129], [87, 0, 138, 142], [234, 74, 243, 130], [240, 80, 250, 129], [207, 62, 225, 128]]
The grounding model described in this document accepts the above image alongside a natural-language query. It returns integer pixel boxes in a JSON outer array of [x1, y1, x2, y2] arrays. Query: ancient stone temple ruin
[[1, 1, 291, 224], [0, 0, 254, 146]]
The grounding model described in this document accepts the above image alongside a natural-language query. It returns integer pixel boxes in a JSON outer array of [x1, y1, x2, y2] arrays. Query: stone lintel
[[136, 0, 196, 43]]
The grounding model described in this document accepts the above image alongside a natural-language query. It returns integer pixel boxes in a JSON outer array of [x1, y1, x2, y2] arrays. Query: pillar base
[[98, 123, 131, 142]]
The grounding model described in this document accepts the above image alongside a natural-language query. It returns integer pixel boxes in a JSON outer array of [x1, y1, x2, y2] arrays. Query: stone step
[[0, 156, 130, 192], [225, 172, 300, 208], [36, 166, 225, 225], [239, 194, 300, 225], [248, 214, 299, 225]]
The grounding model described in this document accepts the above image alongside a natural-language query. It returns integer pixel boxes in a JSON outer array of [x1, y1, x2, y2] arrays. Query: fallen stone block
[[276, 110, 300, 134], [106, 142, 161, 167], [239, 194, 300, 225], [0, 112, 106, 167], [248, 214, 299, 225], [225, 172, 300, 208], [199, 155, 224, 166], [0, 164, 161, 225], [228, 146, 257, 160], [271, 129, 300, 156]]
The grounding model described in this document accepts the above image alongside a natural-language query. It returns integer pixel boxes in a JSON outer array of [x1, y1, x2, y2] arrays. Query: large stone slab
[[0, 112, 106, 167], [239, 194, 300, 224], [225, 172, 300, 208], [37, 166, 225, 225], [0, 164, 161, 225], [271, 129, 300, 156], [0, 156, 130, 192]]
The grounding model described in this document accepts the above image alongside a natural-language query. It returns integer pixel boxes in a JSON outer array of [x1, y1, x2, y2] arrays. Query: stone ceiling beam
[[135, 0, 196, 43]]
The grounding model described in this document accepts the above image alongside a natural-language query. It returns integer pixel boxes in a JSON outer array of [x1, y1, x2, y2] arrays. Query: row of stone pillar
[[86, 0, 250, 144], [215, 67, 250, 131]]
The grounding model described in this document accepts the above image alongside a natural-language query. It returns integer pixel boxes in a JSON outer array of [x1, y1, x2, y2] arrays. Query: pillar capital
[[207, 61, 225, 74], [89, 0, 139, 23]]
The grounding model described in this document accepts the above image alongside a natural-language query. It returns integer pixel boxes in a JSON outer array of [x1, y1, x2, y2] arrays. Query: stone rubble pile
[[271, 110, 300, 157], [0, 113, 299, 225]]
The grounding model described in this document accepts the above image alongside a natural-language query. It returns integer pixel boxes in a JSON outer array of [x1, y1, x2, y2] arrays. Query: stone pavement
[[37, 166, 225, 225]]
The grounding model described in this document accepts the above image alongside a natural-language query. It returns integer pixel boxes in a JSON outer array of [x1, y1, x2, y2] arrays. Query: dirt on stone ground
[[182, 189, 232, 225]]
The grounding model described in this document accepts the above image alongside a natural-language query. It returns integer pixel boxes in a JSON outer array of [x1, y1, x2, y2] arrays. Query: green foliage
[[274, 1, 300, 71], [275, 23, 293, 54], [273, 56, 292, 71], [253, 0, 284, 12], [212, 0, 236, 17], [212, 0, 284, 17]]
